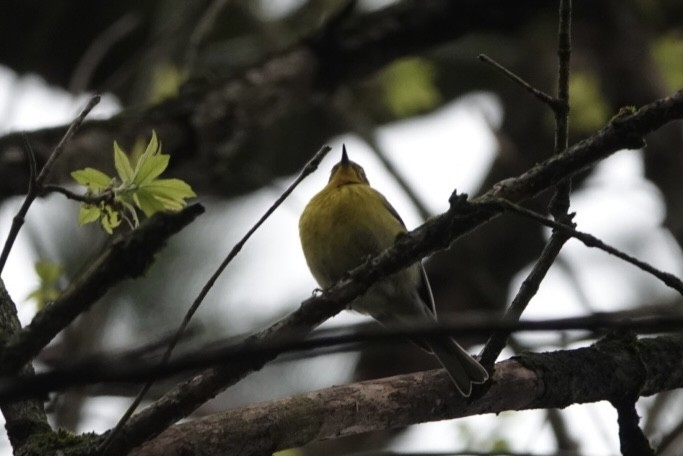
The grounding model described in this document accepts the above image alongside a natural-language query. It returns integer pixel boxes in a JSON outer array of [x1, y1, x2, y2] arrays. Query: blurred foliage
[[568, 70, 610, 133], [490, 438, 512, 452], [274, 448, 305, 456], [376, 57, 442, 118], [652, 32, 683, 91], [26, 260, 63, 310], [150, 63, 184, 103]]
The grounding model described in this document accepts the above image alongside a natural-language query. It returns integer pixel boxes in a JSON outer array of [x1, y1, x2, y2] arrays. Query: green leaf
[[136, 178, 195, 214], [128, 137, 148, 171], [143, 178, 196, 201], [78, 204, 102, 225], [135, 153, 169, 185], [101, 206, 121, 234], [133, 188, 167, 217], [114, 141, 135, 182], [133, 131, 168, 184], [71, 168, 113, 191]]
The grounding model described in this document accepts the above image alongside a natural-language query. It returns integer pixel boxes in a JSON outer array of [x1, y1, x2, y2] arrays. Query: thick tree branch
[[0, 204, 205, 375], [130, 335, 683, 456], [0, 0, 548, 200], [101, 89, 683, 455], [0, 281, 50, 454]]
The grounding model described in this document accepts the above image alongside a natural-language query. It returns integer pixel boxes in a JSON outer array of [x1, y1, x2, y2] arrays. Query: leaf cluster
[[71, 131, 196, 234]]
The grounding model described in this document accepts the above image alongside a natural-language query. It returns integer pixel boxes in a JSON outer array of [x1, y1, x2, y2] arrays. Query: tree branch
[[489, 198, 683, 294], [0, 0, 549, 200], [99, 88, 683, 455], [130, 335, 683, 456], [478, 230, 569, 369], [1, 311, 681, 401], [99, 145, 331, 454], [612, 398, 655, 456], [477, 0, 575, 374], [0, 281, 51, 453], [0, 95, 100, 274], [0, 204, 205, 375]]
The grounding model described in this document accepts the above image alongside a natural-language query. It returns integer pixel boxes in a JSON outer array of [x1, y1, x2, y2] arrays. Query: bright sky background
[[0, 51, 680, 454]]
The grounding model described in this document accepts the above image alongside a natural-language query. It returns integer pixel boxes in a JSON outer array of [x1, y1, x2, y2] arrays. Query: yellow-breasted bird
[[299, 146, 489, 396]]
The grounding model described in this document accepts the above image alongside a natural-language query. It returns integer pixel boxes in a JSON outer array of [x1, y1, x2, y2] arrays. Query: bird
[[299, 145, 489, 396]]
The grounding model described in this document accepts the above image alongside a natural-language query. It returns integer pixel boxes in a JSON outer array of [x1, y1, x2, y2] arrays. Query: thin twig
[[36, 96, 101, 186], [371, 142, 432, 220], [99, 144, 331, 454], [546, 408, 581, 453], [487, 198, 683, 295], [2, 312, 683, 401], [23, 135, 37, 194], [549, 0, 573, 220], [478, 0, 575, 371], [479, 229, 570, 369], [69, 14, 141, 93], [335, 97, 432, 220], [42, 184, 114, 205], [184, 0, 234, 73], [477, 54, 558, 108], [0, 95, 101, 275]]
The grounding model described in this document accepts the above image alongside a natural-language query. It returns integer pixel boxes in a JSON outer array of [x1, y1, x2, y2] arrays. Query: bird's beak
[[341, 144, 349, 166]]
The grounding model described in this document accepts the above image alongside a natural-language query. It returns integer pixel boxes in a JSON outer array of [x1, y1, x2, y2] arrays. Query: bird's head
[[328, 145, 369, 187]]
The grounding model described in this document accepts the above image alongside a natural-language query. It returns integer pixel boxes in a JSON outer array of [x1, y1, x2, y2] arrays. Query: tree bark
[[132, 335, 682, 456]]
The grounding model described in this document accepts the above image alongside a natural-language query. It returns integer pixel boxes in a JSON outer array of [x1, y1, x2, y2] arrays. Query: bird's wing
[[418, 262, 437, 317], [378, 192, 407, 229], [377, 191, 438, 317]]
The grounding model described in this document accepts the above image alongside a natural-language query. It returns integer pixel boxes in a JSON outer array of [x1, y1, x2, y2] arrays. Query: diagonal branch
[[0, 204, 205, 375], [478, 230, 569, 370], [478, 0, 574, 372], [100, 89, 683, 455], [0, 95, 100, 274], [489, 198, 683, 294], [99, 145, 331, 454]]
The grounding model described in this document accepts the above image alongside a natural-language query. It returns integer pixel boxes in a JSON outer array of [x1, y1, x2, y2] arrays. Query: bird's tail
[[426, 337, 489, 397]]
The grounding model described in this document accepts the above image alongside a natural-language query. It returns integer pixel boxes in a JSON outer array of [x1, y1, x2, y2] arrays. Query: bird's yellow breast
[[299, 183, 405, 288]]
